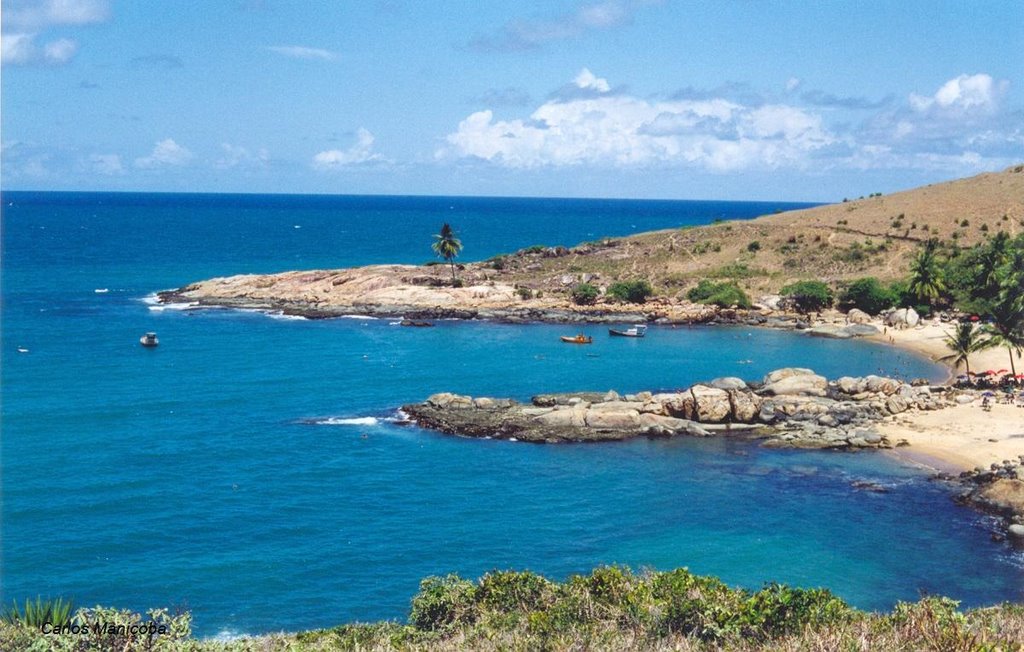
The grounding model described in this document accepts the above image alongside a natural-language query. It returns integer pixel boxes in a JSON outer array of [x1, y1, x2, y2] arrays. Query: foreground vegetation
[[4, 567, 1022, 651]]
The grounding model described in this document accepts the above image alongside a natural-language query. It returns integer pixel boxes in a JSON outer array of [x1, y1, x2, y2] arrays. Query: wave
[[307, 416, 380, 426], [339, 314, 379, 320], [207, 629, 249, 642], [266, 311, 308, 321]]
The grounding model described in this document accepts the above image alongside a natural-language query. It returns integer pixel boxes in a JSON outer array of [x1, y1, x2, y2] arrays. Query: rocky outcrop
[[884, 307, 920, 328], [402, 369, 954, 450], [950, 457, 1024, 540], [846, 308, 872, 324]]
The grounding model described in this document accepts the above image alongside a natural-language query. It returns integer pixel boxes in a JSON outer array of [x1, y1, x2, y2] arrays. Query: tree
[[570, 283, 599, 305], [607, 280, 653, 304], [907, 239, 945, 306], [432, 223, 462, 284], [938, 322, 987, 377], [980, 262, 1024, 380], [838, 277, 895, 315], [780, 280, 833, 313]]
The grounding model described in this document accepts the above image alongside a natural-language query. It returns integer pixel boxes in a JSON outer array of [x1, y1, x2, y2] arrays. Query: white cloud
[[3, 0, 110, 30], [135, 139, 193, 168], [2, 1, 108, 66], [268, 45, 339, 61], [1, 32, 78, 65], [574, 68, 610, 93], [214, 143, 270, 169], [442, 71, 833, 171], [312, 129, 383, 169], [785, 77, 801, 92], [89, 153, 123, 175], [909, 73, 1007, 115]]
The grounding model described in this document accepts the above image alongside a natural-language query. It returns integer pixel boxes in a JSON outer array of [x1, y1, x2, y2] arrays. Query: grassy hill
[[479, 165, 1024, 300]]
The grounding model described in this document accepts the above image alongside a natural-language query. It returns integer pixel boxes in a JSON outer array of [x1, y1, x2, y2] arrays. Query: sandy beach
[[863, 318, 1024, 472]]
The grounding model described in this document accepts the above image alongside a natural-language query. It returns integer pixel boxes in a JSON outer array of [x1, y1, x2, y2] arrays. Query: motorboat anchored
[[608, 324, 647, 338], [560, 334, 593, 344], [140, 332, 159, 347]]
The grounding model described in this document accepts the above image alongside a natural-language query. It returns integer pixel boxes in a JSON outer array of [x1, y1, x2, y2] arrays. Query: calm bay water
[[2, 192, 1020, 637]]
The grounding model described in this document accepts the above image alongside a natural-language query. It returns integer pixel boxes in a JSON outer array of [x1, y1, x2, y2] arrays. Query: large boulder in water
[[690, 385, 732, 422], [729, 390, 763, 422], [709, 376, 748, 391], [761, 369, 828, 397]]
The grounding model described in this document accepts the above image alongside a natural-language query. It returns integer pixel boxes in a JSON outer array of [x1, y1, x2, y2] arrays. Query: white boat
[[609, 324, 647, 338], [140, 332, 159, 347]]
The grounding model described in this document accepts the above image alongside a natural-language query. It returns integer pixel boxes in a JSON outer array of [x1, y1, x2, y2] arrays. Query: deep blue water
[[2, 192, 1020, 638]]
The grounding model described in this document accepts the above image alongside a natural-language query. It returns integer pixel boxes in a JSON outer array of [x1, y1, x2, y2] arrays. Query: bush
[[516, 287, 533, 300], [607, 280, 653, 304], [570, 283, 599, 305], [687, 280, 752, 309], [409, 575, 478, 631], [747, 240, 761, 252], [838, 277, 896, 315], [1, 596, 74, 628], [780, 280, 833, 312]]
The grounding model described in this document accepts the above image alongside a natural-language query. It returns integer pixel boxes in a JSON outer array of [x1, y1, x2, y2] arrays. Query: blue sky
[[2, 0, 1022, 201]]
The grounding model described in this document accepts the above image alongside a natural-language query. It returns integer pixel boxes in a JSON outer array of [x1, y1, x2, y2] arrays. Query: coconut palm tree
[[907, 239, 945, 306], [939, 321, 988, 376], [432, 223, 462, 284], [979, 261, 1024, 380]]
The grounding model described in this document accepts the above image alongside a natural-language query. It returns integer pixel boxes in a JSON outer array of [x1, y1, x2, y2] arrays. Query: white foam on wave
[[267, 311, 308, 321], [207, 629, 249, 642], [385, 409, 411, 423], [94, 288, 109, 293], [339, 314, 379, 320], [318, 416, 380, 426]]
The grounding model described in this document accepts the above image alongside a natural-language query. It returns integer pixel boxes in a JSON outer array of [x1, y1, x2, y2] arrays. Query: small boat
[[560, 334, 593, 344], [609, 324, 647, 338], [140, 332, 159, 347]]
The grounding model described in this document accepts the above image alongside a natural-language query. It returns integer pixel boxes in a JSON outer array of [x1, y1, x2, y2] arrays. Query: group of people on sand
[[979, 391, 1024, 411]]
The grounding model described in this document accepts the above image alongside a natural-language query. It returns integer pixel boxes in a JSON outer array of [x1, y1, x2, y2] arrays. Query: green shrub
[[747, 240, 761, 252], [781, 280, 833, 312], [687, 280, 752, 308], [516, 287, 533, 300], [570, 283, 599, 305], [476, 571, 552, 614], [838, 277, 896, 315], [487, 254, 508, 270], [2, 596, 74, 628], [409, 575, 478, 631], [522, 245, 546, 255], [607, 280, 653, 304], [740, 583, 852, 639]]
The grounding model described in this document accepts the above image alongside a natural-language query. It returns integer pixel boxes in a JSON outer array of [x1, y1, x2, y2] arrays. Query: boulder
[[690, 385, 732, 422], [1009, 524, 1024, 540], [886, 307, 921, 328], [427, 392, 474, 410], [729, 391, 763, 422], [762, 373, 828, 397], [584, 409, 641, 430], [846, 308, 872, 324], [640, 413, 693, 435], [709, 376, 748, 391], [865, 375, 900, 395], [835, 376, 863, 395], [535, 406, 587, 428], [885, 395, 909, 414], [763, 368, 817, 384], [655, 392, 696, 420], [841, 323, 880, 337]]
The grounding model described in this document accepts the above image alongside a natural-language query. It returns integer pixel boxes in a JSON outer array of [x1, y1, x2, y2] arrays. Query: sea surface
[[2, 192, 1021, 638]]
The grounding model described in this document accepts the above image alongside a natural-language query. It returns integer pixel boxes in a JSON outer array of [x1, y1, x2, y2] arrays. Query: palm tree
[[938, 321, 987, 376], [432, 223, 462, 284], [908, 239, 945, 306], [980, 262, 1024, 380]]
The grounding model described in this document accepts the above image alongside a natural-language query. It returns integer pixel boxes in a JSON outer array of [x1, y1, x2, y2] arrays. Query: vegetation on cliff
[[4, 568, 1022, 651]]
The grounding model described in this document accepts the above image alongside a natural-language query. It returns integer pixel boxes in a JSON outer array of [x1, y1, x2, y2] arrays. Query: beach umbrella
[[982, 391, 995, 397], [996, 369, 1009, 374], [970, 315, 980, 321]]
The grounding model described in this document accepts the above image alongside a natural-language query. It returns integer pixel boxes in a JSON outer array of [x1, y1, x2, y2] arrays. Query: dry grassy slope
[[489, 165, 1024, 299]]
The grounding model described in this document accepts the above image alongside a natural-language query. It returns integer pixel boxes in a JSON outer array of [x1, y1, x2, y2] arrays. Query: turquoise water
[[2, 192, 1020, 637]]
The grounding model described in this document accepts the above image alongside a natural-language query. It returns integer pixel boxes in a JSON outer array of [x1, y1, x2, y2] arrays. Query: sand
[[861, 318, 1024, 472]]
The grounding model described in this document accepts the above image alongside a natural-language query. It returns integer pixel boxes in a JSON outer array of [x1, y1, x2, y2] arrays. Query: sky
[[2, 0, 1022, 201]]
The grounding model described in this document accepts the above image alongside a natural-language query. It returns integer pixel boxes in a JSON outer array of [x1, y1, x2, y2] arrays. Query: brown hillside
[[489, 165, 1024, 298]]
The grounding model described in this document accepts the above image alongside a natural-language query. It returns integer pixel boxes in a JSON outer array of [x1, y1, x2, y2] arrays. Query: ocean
[[2, 191, 1020, 638]]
